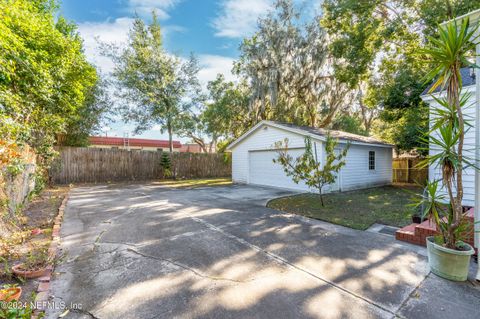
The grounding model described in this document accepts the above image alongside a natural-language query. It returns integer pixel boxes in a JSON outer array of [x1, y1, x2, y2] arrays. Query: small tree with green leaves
[[102, 12, 202, 154], [273, 135, 349, 206], [160, 152, 172, 179]]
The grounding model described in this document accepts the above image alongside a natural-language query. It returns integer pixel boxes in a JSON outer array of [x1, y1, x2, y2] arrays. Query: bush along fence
[[392, 158, 428, 185], [49, 147, 232, 184]]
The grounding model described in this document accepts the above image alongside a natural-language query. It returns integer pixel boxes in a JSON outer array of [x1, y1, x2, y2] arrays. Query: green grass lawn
[[154, 178, 232, 188], [267, 185, 422, 230]]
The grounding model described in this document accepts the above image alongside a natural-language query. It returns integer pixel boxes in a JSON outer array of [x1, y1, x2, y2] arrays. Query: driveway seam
[[191, 216, 396, 317], [126, 247, 247, 283], [391, 273, 431, 319]]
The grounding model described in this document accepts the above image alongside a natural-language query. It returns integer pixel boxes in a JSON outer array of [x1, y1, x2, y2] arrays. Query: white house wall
[[426, 87, 477, 207], [340, 144, 393, 191]]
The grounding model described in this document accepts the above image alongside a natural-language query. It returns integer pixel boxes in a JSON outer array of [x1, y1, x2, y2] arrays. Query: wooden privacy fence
[[50, 147, 231, 184], [392, 158, 428, 185]]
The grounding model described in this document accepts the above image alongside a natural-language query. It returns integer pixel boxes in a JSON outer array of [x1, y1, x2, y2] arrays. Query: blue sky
[[59, 0, 277, 142], [60, 0, 320, 142]]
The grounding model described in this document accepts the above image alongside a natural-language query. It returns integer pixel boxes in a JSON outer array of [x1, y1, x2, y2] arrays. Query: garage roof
[[227, 121, 393, 150]]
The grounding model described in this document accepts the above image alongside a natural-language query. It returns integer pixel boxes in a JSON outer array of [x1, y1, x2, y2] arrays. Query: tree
[[159, 152, 172, 178], [60, 79, 112, 146], [103, 12, 202, 153], [202, 75, 252, 149], [0, 0, 99, 161], [321, 0, 480, 151], [273, 135, 349, 206], [0, 0, 103, 236], [176, 112, 209, 153], [330, 112, 367, 136], [236, 0, 353, 128], [418, 19, 478, 249], [372, 106, 429, 154]]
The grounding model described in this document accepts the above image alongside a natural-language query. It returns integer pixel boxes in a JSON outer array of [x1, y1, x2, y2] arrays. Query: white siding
[[340, 145, 393, 191], [231, 123, 393, 192], [426, 87, 477, 207]]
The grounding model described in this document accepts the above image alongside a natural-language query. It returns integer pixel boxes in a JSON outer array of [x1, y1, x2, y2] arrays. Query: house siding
[[340, 145, 393, 191], [231, 123, 393, 192], [426, 86, 477, 207]]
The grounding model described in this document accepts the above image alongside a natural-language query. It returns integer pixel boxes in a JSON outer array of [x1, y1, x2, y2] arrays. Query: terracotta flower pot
[[0, 287, 22, 302], [11, 264, 47, 279]]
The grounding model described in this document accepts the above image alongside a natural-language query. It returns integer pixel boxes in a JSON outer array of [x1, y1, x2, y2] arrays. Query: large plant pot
[[426, 236, 474, 281]]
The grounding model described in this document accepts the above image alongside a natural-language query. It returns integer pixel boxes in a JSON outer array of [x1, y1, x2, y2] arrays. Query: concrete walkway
[[46, 184, 480, 318]]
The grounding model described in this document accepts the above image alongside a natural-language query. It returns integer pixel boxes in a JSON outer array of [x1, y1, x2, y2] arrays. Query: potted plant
[[11, 246, 52, 279], [416, 18, 479, 281], [0, 284, 22, 302], [411, 209, 426, 224]]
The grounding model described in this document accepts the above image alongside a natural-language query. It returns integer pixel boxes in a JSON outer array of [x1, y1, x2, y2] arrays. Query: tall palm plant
[[420, 18, 479, 249]]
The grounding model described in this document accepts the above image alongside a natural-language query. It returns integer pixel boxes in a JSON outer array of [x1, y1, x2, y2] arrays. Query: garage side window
[[368, 151, 375, 170]]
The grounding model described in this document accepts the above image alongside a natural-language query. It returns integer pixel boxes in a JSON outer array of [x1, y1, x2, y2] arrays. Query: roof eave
[[421, 84, 477, 101], [440, 9, 480, 26], [227, 121, 393, 150]]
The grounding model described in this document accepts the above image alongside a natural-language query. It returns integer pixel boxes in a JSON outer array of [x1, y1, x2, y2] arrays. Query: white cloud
[[197, 54, 237, 89], [76, 0, 181, 72], [77, 18, 184, 73], [78, 17, 134, 72], [212, 0, 272, 38], [126, 0, 180, 19]]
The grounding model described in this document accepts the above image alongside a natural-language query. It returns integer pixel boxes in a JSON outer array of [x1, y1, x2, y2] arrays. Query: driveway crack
[[392, 273, 430, 319], [192, 216, 397, 317], [69, 308, 101, 319], [126, 247, 245, 283]]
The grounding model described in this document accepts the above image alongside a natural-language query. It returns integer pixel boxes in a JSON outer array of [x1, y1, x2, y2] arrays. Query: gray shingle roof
[[270, 121, 393, 147], [422, 67, 476, 95]]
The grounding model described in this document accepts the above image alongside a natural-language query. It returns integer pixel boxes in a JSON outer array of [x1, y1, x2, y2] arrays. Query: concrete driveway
[[46, 183, 467, 318]]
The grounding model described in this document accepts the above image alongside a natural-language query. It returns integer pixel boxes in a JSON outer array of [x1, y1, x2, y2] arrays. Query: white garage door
[[248, 149, 312, 191]]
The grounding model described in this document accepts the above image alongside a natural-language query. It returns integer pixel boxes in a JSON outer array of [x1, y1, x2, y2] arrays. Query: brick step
[[414, 219, 437, 237], [395, 224, 423, 245], [395, 208, 476, 248]]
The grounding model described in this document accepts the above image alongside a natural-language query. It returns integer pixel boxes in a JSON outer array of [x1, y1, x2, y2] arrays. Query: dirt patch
[[0, 186, 69, 303]]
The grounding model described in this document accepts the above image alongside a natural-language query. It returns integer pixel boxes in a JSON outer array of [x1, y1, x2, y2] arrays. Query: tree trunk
[[167, 121, 173, 153], [318, 109, 335, 128], [357, 85, 374, 133], [209, 136, 217, 153], [318, 184, 324, 207], [447, 64, 464, 249], [190, 136, 208, 153], [166, 120, 176, 179]]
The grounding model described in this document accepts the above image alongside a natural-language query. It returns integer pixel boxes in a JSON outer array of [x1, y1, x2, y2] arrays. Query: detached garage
[[227, 121, 393, 193]]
